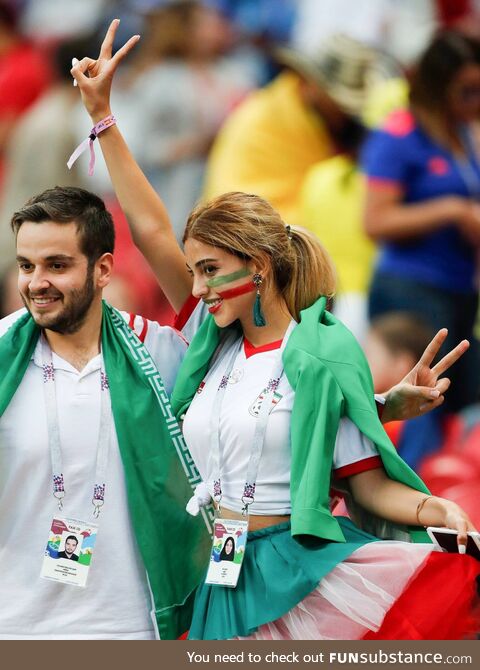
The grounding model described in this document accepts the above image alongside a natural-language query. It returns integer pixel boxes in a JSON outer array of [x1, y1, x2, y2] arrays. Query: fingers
[[432, 339, 470, 377], [418, 378, 451, 410], [417, 328, 448, 369], [98, 18, 140, 66], [70, 56, 96, 85], [435, 377, 451, 395], [99, 18, 120, 60], [419, 395, 445, 413], [111, 34, 141, 67], [456, 519, 468, 552]]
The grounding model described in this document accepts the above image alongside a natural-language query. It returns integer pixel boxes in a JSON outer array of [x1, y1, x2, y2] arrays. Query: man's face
[[16, 221, 96, 334], [65, 538, 78, 555]]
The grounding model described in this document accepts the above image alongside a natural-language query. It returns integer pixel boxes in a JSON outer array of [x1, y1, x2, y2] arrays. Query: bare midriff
[[219, 506, 290, 532]]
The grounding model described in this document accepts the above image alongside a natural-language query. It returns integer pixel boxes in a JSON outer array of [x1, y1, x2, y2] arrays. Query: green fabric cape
[[171, 296, 431, 545], [0, 302, 212, 639]]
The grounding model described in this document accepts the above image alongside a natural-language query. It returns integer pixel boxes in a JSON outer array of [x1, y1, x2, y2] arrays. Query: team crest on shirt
[[249, 388, 283, 417]]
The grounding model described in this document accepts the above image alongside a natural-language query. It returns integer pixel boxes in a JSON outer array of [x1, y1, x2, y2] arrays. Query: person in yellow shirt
[[299, 155, 374, 341], [298, 77, 408, 340], [203, 34, 398, 225]]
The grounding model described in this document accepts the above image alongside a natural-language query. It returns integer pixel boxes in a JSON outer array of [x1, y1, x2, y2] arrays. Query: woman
[[219, 537, 235, 562], [71, 21, 480, 640], [362, 31, 480, 414]]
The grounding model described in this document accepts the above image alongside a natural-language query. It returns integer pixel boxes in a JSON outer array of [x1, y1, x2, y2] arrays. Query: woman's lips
[[208, 300, 223, 314]]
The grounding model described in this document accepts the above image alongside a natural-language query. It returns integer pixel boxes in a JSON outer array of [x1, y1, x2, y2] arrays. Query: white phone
[[426, 526, 480, 561]]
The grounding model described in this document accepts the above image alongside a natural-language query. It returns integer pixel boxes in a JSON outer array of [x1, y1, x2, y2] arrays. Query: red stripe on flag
[[174, 294, 199, 331], [363, 551, 480, 640]]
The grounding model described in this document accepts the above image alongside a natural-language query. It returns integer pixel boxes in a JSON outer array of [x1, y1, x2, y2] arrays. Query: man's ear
[[95, 253, 114, 289]]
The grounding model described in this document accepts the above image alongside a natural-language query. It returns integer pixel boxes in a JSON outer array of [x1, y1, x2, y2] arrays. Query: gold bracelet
[[416, 495, 433, 526]]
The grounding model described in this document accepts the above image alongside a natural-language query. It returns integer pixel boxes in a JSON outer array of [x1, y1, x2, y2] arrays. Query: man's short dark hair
[[65, 535, 78, 545], [11, 186, 115, 265]]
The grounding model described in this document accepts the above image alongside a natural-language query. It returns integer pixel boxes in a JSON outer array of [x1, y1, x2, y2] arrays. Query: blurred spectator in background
[[0, 36, 96, 278], [206, 0, 297, 45], [203, 34, 398, 226], [362, 31, 480, 415], [119, 0, 253, 240], [204, 0, 298, 83], [292, 0, 438, 69], [299, 155, 375, 343], [0, 0, 51, 189], [19, 0, 107, 41], [364, 312, 438, 470]]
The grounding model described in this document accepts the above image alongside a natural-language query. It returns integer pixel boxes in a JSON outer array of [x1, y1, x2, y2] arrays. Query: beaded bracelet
[[67, 114, 116, 176]]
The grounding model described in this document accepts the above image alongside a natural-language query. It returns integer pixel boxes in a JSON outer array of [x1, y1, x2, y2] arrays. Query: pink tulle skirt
[[237, 542, 480, 640]]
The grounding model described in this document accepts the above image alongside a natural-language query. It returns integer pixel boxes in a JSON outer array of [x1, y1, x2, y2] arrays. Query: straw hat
[[274, 34, 400, 116]]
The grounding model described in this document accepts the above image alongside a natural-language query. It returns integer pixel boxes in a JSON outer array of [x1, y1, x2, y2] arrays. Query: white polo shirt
[[0, 309, 187, 639]]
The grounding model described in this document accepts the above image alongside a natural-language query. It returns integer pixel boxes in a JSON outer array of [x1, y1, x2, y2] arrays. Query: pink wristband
[[67, 114, 116, 176]]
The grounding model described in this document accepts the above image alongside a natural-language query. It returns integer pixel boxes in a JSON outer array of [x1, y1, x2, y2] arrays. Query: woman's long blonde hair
[[184, 192, 336, 321]]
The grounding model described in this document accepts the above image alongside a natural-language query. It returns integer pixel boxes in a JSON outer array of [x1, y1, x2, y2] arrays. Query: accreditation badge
[[205, 517, 248, 588], [40, 517, 98, 588]]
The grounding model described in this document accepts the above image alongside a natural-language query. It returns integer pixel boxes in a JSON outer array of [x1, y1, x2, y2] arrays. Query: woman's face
[[224, 538, 233, 555], [447, 63, 480, 123], [184, 237, 257, 329]]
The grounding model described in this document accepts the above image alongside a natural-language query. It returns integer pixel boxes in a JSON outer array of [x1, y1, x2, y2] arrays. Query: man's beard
[[24, 265, 96, 335]]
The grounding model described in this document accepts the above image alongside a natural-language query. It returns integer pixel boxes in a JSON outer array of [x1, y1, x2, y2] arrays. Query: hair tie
[[285, 224, 292, 240]]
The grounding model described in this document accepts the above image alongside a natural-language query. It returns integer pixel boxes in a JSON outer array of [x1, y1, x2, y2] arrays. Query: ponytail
[[283, 226, 336, 321]]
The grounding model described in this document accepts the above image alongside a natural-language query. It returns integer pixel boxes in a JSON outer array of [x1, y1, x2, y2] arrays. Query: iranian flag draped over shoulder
[[0, 302, 212, 640]]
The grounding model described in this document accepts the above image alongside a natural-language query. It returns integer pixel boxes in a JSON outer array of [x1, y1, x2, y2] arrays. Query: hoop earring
[[252, 273, 266, 327]]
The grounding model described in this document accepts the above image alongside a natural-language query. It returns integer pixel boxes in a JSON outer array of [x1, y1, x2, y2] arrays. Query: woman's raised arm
[[71, 19, 192, 312]]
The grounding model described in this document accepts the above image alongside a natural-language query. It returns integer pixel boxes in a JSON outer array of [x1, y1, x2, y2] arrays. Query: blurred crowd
[[2, 0, 480, 511]]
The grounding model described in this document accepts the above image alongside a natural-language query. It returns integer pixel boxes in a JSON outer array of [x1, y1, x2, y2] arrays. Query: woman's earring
[[252, 273, 266, 327]]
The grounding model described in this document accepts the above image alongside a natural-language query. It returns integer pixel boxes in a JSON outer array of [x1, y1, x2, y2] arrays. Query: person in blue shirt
[[362, 31, 480, 418]]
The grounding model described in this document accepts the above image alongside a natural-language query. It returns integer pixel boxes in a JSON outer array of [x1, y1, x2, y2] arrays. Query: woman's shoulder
[[287, 301, 369, 371], [285, 303, 375, 411]]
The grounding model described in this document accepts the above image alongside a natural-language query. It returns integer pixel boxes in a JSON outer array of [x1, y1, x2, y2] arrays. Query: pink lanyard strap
[[67, 114, 116, 176]]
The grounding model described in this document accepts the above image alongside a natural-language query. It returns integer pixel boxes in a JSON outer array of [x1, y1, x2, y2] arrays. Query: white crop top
[[182, 332, 382, 516]]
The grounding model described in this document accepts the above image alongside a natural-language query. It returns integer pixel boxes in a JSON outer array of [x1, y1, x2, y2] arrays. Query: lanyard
[[455, 126, 480, 199], [41, 336, 111, 518], [209, 321, 295, 515]]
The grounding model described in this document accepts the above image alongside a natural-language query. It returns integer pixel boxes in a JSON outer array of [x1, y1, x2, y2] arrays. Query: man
[[0, 186, 210, 640], [57, 536, 80, 561]]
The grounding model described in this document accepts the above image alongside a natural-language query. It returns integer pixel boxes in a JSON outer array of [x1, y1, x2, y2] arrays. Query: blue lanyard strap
[[455, 126, 480, 199]]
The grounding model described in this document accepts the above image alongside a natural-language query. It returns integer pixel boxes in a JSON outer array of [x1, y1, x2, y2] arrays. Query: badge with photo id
[[40, 517, 98, 588], [205, 518, 248, 588]]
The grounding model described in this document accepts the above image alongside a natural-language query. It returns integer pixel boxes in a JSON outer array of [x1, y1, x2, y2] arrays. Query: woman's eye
[[204, 265, 218, 276]]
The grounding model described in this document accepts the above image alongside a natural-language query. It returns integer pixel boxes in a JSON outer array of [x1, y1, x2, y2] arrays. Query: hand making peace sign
[[70, 19, 140, 122], [382, 328, 470, 423]]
